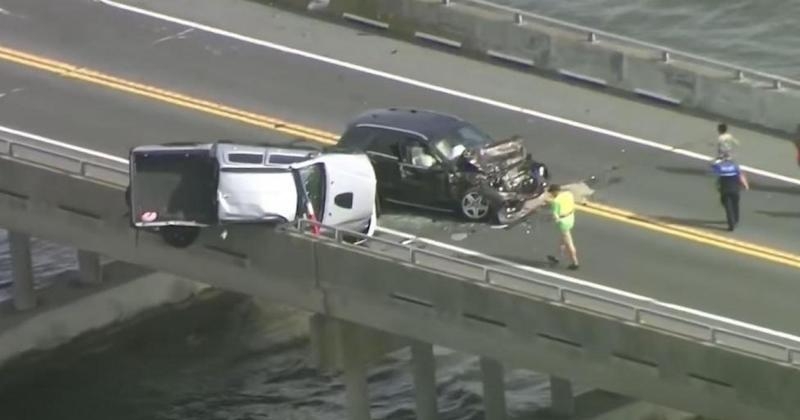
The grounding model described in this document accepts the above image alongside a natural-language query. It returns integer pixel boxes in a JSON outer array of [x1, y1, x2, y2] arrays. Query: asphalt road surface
[[1, 0, 800, 334]]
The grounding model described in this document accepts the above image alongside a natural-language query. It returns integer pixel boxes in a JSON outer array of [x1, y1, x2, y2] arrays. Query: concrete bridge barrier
[[266, 0, 800, 136]]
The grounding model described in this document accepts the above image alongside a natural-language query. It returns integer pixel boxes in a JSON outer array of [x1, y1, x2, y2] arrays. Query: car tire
[[458, 189, 491, 221], [160, 226, 201, 248]]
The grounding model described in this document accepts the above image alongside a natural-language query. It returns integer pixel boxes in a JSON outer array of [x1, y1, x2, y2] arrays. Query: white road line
[[3, 120, 799, 344], [0, 124, 128, 164], [99, 0, 800, 187]]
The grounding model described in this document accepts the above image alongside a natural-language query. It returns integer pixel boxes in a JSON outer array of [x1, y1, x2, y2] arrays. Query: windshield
[[431, 123, 493, 160], [297, 163, 326, 220]]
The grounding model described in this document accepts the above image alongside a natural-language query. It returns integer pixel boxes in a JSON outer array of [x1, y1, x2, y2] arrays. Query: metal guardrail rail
[[444, 0, 800, 90], [3, 128, 800, 367]]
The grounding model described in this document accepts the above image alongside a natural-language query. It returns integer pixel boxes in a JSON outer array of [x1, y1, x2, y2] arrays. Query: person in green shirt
[[545, 184, 579, 270]]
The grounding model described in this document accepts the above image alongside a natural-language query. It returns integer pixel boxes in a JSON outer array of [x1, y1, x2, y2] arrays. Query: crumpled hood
[[472, 136, 527, 171]]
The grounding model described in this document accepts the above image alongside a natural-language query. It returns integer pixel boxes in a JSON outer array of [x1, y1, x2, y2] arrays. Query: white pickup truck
[[125, 141, 377, 247]]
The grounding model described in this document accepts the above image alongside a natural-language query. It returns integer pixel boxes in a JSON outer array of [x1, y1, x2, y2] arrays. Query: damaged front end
[[471, 137, 549, 200], [463, 136, 550, 224]]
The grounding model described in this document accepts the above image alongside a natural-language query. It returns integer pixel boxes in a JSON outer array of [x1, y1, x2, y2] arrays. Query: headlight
[[538, 166, 545, 176]]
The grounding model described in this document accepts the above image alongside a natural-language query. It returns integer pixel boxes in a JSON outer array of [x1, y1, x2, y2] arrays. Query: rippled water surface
[[0, 296, 564, 420], [500, 0, 800, 78]]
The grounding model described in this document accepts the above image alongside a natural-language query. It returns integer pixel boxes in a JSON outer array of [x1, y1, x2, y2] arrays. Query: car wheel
[[160, 226, 201, 248], [459, 189, 491, 221]]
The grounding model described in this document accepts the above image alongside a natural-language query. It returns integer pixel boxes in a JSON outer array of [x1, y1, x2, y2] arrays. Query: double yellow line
[[2, 44, 799, 269], [0, 46, 337, 144]]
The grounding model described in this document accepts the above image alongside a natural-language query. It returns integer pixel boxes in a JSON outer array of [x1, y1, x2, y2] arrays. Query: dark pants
[[720, 192, 740, 230]]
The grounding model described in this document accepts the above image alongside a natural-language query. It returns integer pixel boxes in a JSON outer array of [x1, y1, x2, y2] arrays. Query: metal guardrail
[[444, 0, 800, 90], [295, 219, 800, 365], [3, 128, 800, 367], [0, 131, 129, 187]]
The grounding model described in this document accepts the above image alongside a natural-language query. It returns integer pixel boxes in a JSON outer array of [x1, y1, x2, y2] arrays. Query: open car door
[[128, 143, 218, 228]]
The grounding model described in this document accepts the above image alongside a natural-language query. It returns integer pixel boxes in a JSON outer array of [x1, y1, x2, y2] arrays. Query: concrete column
[[479, 357, 506, 420], [342, 330, 372, 420], [549, 376, 575, 417], [77, 250, 103, 285], [411, 341, 439, 420], [9, 231, 36, 311]]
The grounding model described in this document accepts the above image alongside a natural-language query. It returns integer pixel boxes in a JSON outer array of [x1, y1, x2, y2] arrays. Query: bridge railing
[[446, 0, 800, 91], [3, 127, 800, 367], [294, 218, 800, 366], [0, 129, 129, 186]]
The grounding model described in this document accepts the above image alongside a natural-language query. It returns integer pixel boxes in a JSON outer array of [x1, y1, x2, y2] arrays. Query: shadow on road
[[651, 215, 730, 232], [756, 210, 800, 219]]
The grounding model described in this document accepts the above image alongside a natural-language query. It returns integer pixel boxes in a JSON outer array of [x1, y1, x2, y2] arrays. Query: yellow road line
[[0, 46, 338, 144], [1, 44, 799, 269], [580, 203, 800, 269]]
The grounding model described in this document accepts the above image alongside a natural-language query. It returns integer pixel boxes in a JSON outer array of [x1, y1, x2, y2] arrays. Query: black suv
[[338, 108, 549, 223]]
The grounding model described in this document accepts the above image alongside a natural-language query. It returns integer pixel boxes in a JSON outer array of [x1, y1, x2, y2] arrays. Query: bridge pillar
[[9, 231, 36, 311], [479, 356, 506, 420], [77, 250, 103, 285], [549, 376, 575, 417], [341, 323, 372, 420], [410, 341, 439, 420]]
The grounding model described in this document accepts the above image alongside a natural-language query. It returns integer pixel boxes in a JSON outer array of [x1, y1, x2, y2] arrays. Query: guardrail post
[[479, 357, 507, 420], [773, 80, 783, 90], [661, 51, 671, 63], [411, 341, 439, 420], [549, 376, 575, 417], [735, 70, 745, 82], [77, 250, 103, 285], [441, 0, 450, 5], [9, 231, 36, 311], [513, 13, 523, 25], [587, 32, 597, 43]]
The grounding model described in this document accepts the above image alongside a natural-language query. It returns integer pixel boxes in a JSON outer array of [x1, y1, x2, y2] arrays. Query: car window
[[268, 153, 307, 164], [363, 127, 412, 158], [227, 152, 264, 164], [432, 123, 493, 160], [297, 163, 326, 218], [399, 137, 438, 168], [339, 126, 379, 150]]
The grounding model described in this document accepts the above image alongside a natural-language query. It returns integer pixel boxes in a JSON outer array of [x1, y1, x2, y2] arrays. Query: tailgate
[[129, 146, 218, 227]]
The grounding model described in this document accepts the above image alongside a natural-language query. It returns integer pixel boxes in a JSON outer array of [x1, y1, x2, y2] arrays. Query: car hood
[[472, 136, 528, 171]]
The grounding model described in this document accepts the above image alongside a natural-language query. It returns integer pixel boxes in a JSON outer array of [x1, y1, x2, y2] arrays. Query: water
[[500, 0, 800, 79], [0, 293, 560, 420]]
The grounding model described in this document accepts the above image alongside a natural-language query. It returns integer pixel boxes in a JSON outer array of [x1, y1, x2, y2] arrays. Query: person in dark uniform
[[711, 158, 749, 231]]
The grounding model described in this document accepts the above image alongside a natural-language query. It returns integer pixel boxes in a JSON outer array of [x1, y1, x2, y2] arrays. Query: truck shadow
[[756, 210, 800, 219]]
